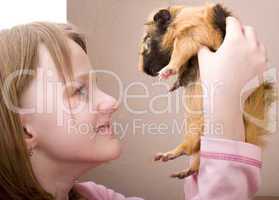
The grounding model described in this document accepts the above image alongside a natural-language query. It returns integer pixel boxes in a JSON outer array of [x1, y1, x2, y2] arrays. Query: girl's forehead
[[37, 40, 93, 81], [37, 44, 56, 69]]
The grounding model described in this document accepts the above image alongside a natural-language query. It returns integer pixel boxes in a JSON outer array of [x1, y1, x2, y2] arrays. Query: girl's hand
[[197, 17, 267, 141]]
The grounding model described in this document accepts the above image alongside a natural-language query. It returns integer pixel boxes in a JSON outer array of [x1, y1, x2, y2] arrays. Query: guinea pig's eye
[[143, 37, 151, 53]]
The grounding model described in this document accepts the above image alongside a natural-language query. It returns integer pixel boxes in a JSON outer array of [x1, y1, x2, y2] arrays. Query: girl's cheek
[[66, 94, 90, 114], [64, 85, 102, 135], [68, 96, 84, 110], [68, 107, 99, 133]]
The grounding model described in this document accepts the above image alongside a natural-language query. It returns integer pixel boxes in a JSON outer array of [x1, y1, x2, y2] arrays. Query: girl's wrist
[[206, 111, 245, 141], [203, 99, 245, 141]]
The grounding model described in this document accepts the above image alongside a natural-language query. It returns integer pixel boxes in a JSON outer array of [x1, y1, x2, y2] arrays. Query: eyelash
[[73, 78, 97, 97], [74, 84, 87, 96]]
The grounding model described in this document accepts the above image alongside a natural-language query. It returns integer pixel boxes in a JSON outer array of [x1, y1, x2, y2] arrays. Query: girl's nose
[[96, 91, 119, 113]]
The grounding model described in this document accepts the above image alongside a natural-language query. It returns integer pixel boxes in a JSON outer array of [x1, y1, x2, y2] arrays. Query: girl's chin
[[84, 143, 121, 165], [99, 138, 122, 161], [109, 139, 122, 160]]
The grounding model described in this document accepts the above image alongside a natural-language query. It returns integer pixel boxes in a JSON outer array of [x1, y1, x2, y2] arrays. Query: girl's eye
[[74, 85, 88, 97]]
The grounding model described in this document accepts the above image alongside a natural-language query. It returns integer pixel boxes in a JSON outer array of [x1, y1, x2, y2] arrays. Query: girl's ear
[[20, 116, 38, 150]]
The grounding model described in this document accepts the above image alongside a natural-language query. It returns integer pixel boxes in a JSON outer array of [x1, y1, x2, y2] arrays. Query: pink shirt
[[74, 137, 262, 200]]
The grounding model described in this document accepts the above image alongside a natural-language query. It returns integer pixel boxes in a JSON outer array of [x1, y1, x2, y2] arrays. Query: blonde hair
[[0, 22, 87, 199]]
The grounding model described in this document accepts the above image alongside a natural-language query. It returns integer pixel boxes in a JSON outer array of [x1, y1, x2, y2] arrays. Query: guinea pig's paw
[[158, 65, 177, 80], [154, 152, 177, 162], [170, 168, 196, 179]]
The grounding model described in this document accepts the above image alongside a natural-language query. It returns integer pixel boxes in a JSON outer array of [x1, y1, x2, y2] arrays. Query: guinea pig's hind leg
[[154, 143, 187, 162], [170, 152, 200, 179], [158, 37, 198, 80]]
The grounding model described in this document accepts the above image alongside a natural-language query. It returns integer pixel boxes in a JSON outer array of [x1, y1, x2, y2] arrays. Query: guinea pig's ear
[[153, 9, 171, 28]]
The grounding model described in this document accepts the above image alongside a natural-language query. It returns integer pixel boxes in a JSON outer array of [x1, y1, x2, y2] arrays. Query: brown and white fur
[[138, 4, 275, 179]]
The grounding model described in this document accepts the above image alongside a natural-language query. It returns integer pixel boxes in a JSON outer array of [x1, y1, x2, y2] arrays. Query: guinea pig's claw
[[170, 169, 196, 179], [154, 152, 177, 162]]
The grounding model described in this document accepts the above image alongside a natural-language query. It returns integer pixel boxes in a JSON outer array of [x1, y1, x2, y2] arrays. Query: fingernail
[[226, 16, 235, 23]]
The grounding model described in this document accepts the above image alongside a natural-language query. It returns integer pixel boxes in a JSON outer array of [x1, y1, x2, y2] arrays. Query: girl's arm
[[187, 16, 267, 200]]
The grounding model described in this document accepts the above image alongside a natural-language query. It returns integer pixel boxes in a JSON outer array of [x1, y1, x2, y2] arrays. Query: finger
[[224, 17, 244, 42], [243, 26, 259, 46]]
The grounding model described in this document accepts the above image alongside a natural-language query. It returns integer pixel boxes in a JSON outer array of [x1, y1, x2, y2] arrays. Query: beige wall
[[68, 0, 279, 199]]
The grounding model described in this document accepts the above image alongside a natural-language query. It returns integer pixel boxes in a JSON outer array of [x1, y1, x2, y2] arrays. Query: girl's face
[[20, 39, 121, 165]]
